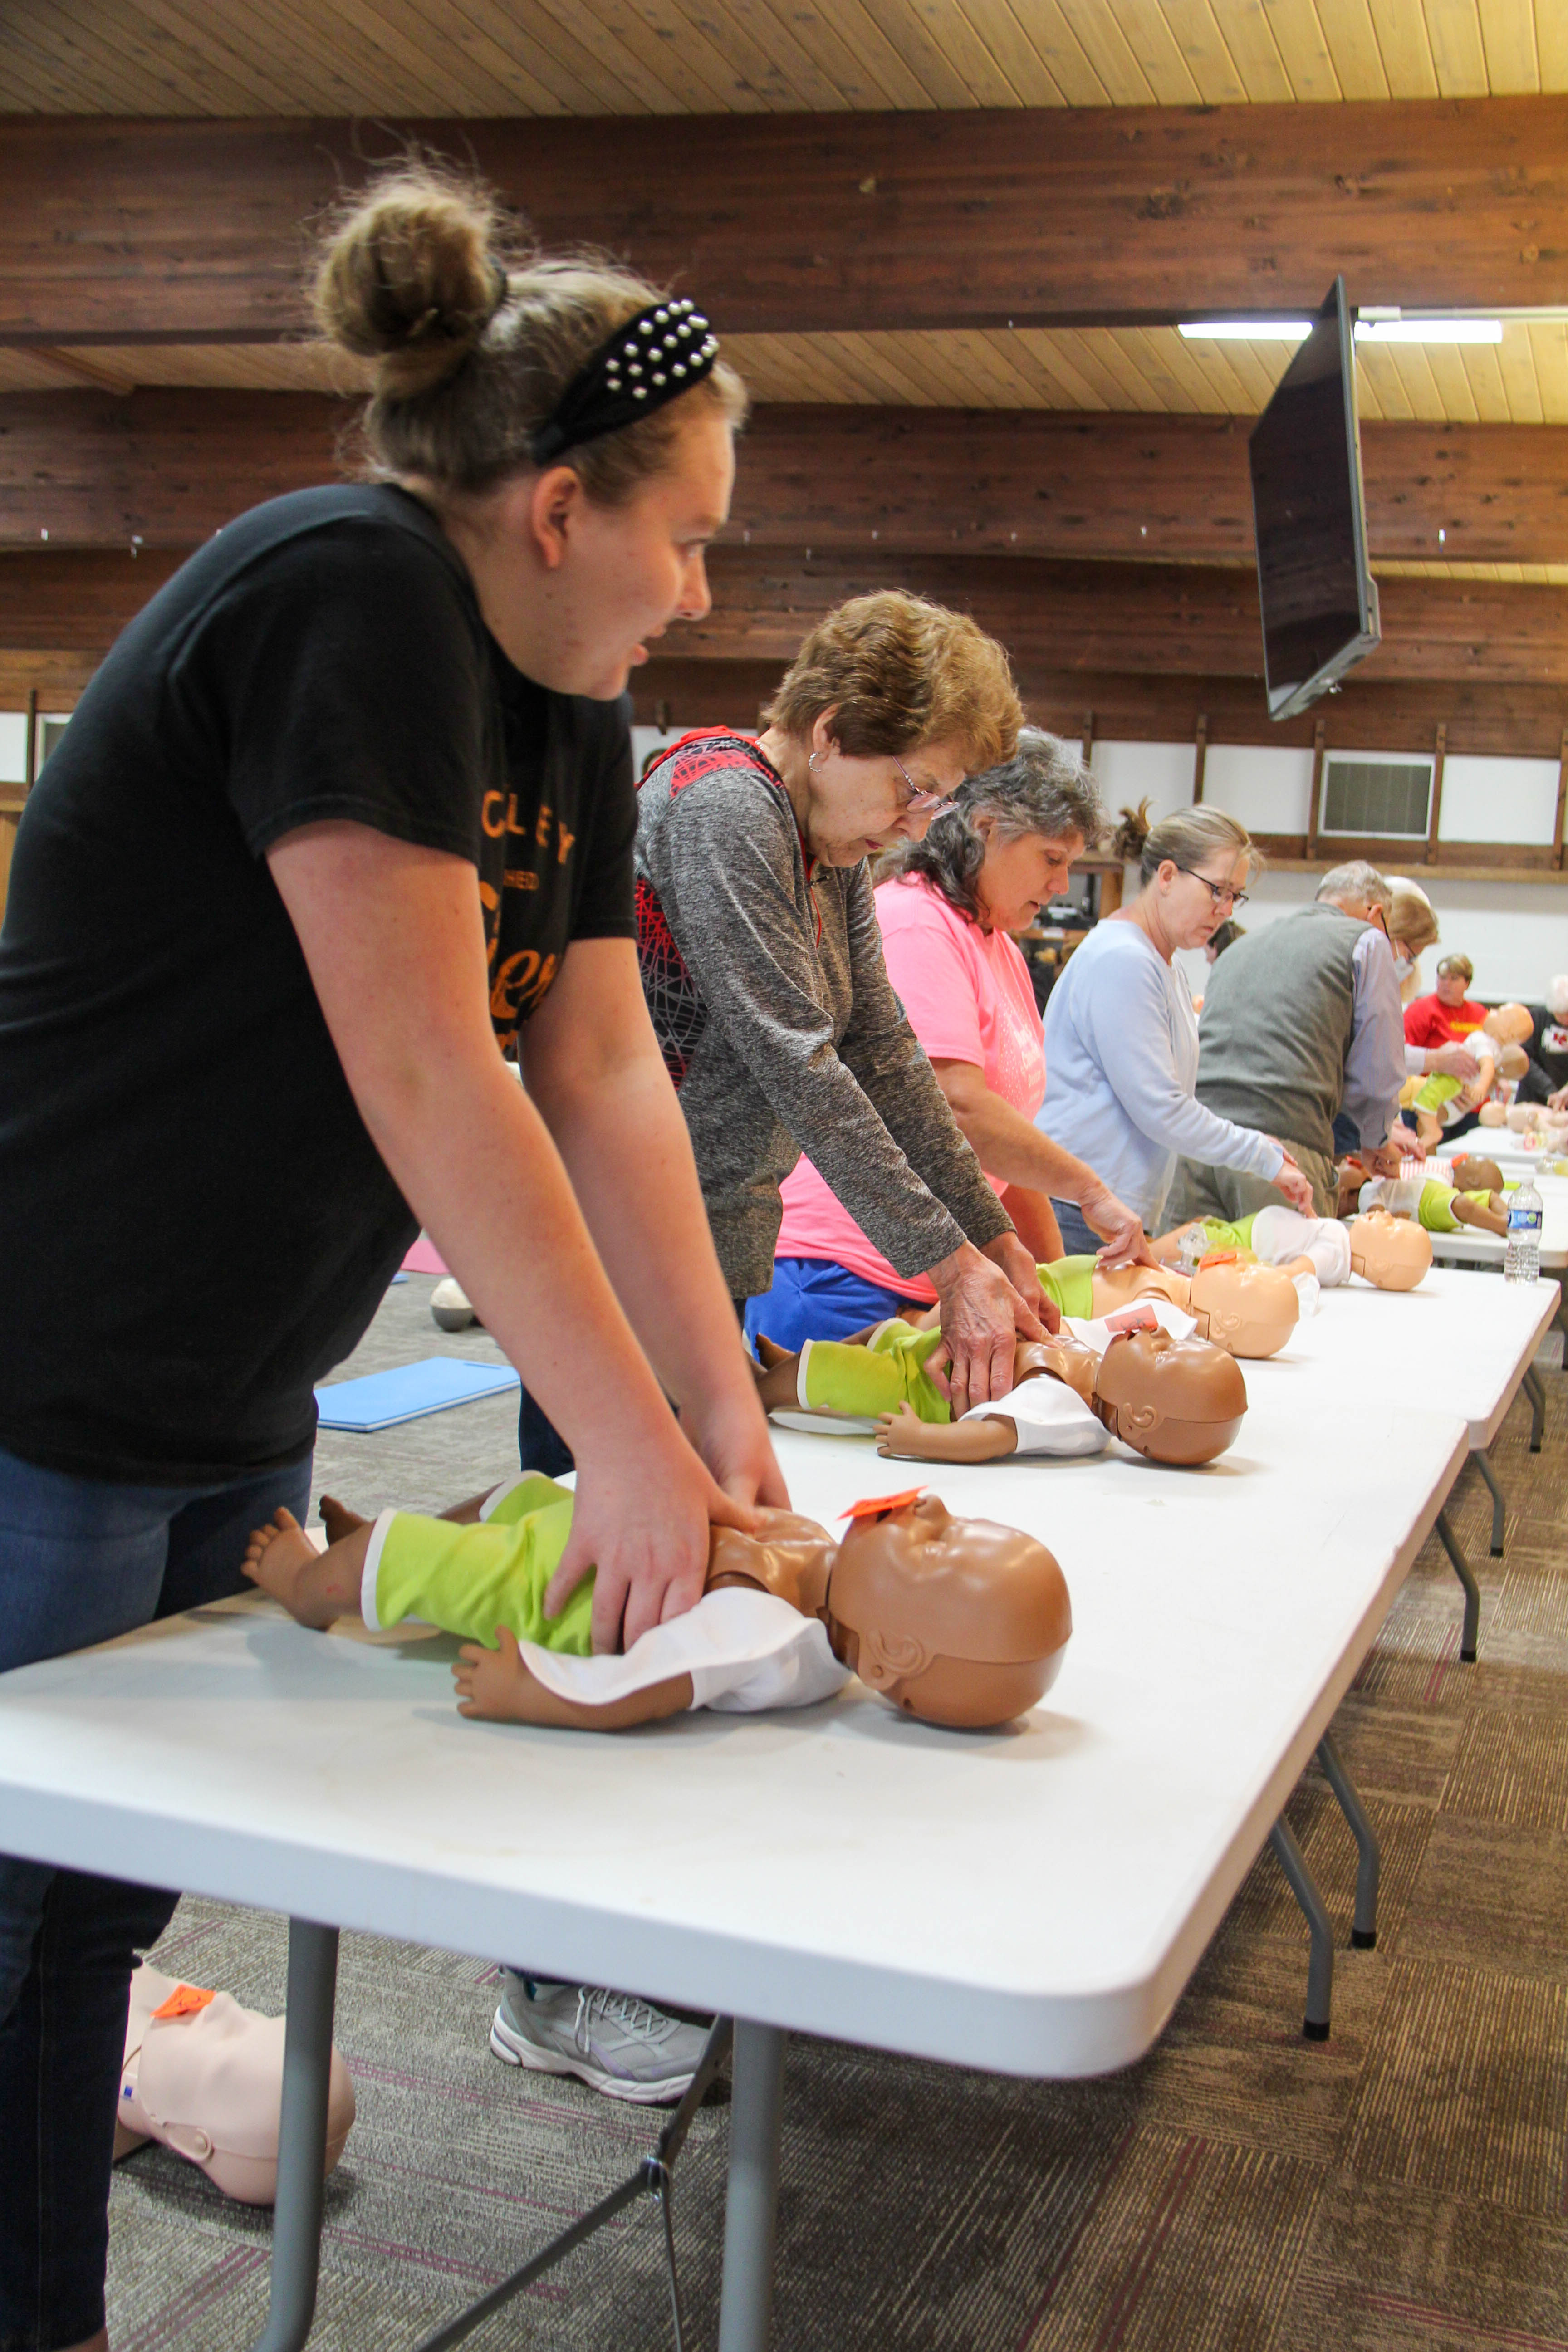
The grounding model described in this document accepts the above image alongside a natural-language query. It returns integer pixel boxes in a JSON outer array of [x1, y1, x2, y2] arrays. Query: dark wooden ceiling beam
[[2, 98, 1566, 343], [633, 659, 1568, 762], [6, 391, 1568, 566], [5, 543, 1564, 685]]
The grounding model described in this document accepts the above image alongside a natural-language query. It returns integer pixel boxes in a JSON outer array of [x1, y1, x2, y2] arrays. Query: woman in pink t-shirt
[[750, 733, 1153, 1349]]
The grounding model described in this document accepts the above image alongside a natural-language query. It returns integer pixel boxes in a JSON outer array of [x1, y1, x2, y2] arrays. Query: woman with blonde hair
[[1039, 801, 1314, 1247], [637, 591, 1051, 1412], [0, 163, 787, 2328]]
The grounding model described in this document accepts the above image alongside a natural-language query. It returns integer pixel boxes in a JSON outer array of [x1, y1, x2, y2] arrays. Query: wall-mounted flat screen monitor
[[1249, 277, 1381, 721]]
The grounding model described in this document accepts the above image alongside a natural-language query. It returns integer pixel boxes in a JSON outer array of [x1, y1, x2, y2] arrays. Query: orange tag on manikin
[[151, 1983, 216, 2021], [840, 1487, 926, 1523], [1197, 1250, 1239, 1271], [1103, 1303, 1159, 1336]]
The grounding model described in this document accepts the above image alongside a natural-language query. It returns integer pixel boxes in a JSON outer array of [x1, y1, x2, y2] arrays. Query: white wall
[[1200, 744, 1315, 836], [1438, 755, 1559, 846], [1087, 735, 1568, 1004], [0, 712, 26, 785], [1089, 739, 1196, 821]]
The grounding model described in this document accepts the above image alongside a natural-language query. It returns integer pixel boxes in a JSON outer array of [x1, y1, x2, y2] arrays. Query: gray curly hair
[[878, 728, 1104, 922]]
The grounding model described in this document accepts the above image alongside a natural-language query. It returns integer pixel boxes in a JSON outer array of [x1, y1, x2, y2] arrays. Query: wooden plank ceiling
[[1, 4, 1567, 787], [6, 320, 1567, 433], [1, 0, 1563, 113]]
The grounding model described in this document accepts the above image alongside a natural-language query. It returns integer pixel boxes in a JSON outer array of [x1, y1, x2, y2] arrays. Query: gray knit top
[[634, 733, 1013, 1300]]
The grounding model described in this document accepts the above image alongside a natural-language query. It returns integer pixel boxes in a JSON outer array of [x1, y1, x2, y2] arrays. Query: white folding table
[[0, 1388, 1465, 2352], [1241, 1267, 1560, 1656]]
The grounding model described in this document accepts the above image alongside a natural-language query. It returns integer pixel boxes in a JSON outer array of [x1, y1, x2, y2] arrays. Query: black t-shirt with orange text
[[0, 484, 634, 1482]]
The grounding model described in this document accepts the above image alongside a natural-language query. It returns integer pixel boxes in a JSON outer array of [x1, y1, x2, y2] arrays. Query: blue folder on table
[[314, 1357, 521, 1432]]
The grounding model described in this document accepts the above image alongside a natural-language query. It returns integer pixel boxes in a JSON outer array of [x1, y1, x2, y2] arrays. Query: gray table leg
[[717, 2021, 787, 2352], [1316, 1732, 1379, 1949], [1473, 1448, 1507, 1556], [1269, 1822, 1333, 2042], [250, 1919, 340, 2352], [1523, 1362, 1547, 1451], [1436, 1508, 1481, 1662]]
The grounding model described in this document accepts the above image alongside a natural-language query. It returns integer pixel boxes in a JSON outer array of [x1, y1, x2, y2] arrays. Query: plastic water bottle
[[1505, 1176, 1543, 1284]]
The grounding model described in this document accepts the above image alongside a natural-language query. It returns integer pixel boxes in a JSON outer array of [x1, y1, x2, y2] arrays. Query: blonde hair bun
[[313, 167, 509, 402]]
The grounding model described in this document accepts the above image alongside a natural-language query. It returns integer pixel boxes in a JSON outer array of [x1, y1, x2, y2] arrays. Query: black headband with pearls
[[527, 297, 719, 466]]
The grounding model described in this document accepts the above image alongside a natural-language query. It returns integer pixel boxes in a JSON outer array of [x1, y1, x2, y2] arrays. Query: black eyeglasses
[[1174, 864, 1249, 912]]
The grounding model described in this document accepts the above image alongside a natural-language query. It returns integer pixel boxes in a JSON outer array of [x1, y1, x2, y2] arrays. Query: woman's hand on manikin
[[1270, 1151, 1317, 1215], [1081, 1187, 1157, 1270], [923, 1235, 1049, 1416], [680, 1373, 792, 1514], [547, 1417, 761, 1655]]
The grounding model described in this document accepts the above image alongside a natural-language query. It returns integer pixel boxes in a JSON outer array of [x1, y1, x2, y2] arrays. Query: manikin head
[[1188, 1255, 1299, 1358], [1482, 1000, 1534, 1049], [706, 1510, 837, 1615], [1349, 1209, 1432, 1290], [1450, 1154, 1504, 1194], [1093, 1325, 1247, 1465], [825, 1492, 1072, 1730]]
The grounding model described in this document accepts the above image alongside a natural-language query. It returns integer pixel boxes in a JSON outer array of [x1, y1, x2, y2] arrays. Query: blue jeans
[[1048, 1200, 1102, 1259], [744, 1258, 925, 1352], [0, 1444, 311, 2352]]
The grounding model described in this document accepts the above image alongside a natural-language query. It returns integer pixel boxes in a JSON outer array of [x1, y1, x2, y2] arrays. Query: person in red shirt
[[1405, 952, 1488, 1051]]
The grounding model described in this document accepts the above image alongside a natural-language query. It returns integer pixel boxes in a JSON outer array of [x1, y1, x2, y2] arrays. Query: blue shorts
[[745, 1258, 928, 1352]]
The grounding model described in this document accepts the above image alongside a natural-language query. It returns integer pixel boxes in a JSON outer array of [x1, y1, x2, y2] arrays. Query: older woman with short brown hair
[[636, 590, 1047, 1409]]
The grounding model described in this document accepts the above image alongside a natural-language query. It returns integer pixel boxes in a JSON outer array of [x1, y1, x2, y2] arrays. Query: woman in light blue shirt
[[1040, 803, 1314, 1249]]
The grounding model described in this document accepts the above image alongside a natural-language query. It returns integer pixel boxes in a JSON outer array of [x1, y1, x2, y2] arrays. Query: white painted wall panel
[[1437, 755, 1560, 847], [1200, 744, 1314, 835]]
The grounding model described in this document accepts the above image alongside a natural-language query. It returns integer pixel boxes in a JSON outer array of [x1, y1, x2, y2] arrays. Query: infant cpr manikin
[[114, 1962, 356, 2205], [1088, 1255, 1299, 1360], [1348, 1209, 1434, 1291], [245, 1487, 1074, 1736]]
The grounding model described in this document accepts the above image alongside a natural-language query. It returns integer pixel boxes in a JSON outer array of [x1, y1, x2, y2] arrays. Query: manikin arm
[[1452, 1191, 1509, 1236], [876, 1402, 1016, 1462], [455, 1627, 694, 1728]]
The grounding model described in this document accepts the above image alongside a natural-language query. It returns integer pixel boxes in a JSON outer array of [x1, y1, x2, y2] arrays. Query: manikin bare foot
[[243, 1509, 370, 1630], [750, 1334, 800, 1411], [454, 1626, 692, 1730], [318, 1493, 367, 1546]]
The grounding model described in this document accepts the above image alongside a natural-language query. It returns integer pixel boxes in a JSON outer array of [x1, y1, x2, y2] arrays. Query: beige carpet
[[105, 1280, 1568, 2349]]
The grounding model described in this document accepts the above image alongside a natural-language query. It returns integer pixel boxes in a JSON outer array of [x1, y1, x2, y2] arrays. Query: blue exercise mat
[[314, 1357, 521, 1432]]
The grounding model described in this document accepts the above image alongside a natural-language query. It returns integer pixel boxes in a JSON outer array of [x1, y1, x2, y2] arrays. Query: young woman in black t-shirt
[[0, 168, 784, 2350]]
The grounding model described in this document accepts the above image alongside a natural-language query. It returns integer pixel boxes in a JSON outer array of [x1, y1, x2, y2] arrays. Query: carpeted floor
[[107, 1274, 1568, 2350]]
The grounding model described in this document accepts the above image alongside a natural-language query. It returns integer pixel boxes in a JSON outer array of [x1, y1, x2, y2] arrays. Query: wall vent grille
[[1320, 754, 1433, 839]]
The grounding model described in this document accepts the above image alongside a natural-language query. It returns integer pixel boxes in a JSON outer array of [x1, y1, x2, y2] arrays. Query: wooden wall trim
[[6, 395, 1568, 569], [8, 543, 1566, 685], [2, 99, 1567, 343], [1426, 721, 1448, 867]]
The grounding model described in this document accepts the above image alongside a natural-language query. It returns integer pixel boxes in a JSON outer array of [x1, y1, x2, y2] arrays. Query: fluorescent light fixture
[[1178, 319, 1312, 341], [1353, 317, 1503, 344]]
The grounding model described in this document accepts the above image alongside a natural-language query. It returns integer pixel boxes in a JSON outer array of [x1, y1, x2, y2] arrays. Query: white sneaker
[[431, 1277, 476, 1332], [490, 1976, 708, 2105]]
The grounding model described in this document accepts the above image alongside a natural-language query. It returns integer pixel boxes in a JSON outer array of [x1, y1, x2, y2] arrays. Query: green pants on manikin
[[795, 1260, 1098, 1426], [366, 1473, 594, 1648], [798, 1320, 953, 1422]]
